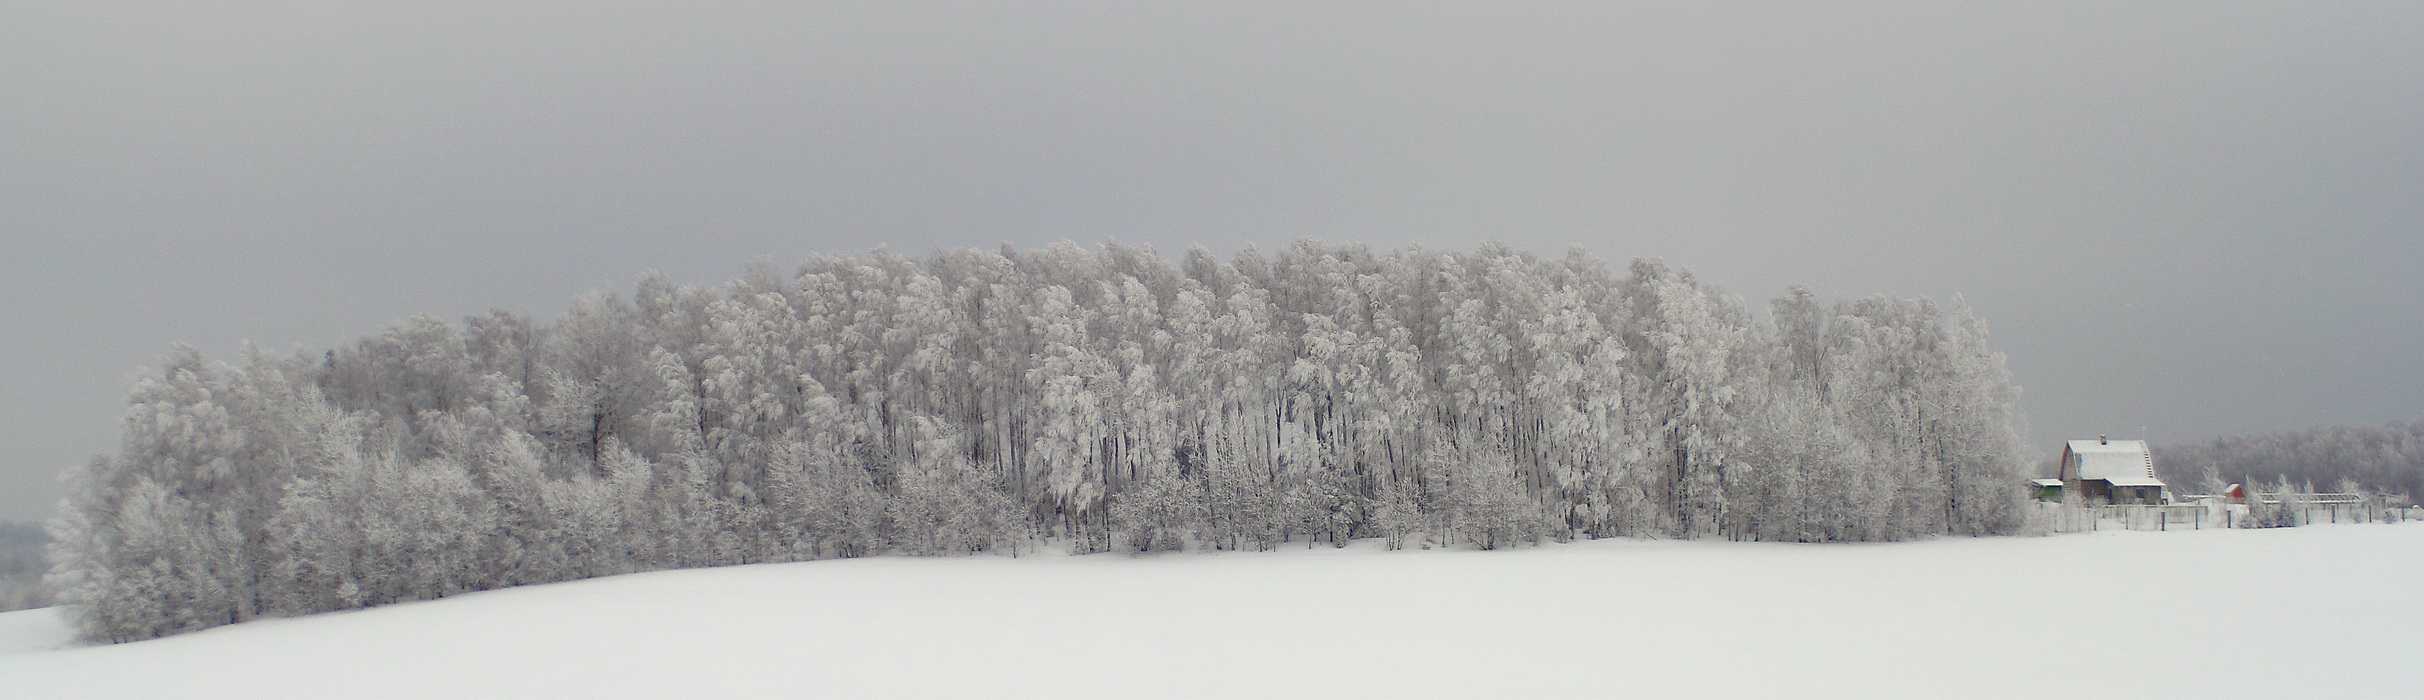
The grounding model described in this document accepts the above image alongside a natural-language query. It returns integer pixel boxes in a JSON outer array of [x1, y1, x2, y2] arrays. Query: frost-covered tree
[[2162, 422, 2424, 500], [47, 240, 2036, 642]]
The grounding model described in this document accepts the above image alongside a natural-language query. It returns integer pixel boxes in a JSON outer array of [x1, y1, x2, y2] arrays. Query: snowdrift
[[6, 525, 2419, 699]]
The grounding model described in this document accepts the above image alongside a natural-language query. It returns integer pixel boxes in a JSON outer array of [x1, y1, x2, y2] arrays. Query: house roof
[[2064, 440, 2163, 487], [2030, 478, 2064, 488]]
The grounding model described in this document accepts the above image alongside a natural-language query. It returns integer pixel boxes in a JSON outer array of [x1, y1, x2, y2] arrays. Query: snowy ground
[[5, 525, 2420, 699]]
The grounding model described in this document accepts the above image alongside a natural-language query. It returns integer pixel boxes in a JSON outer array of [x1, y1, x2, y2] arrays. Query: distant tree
[[2162, 422, 2424, 500], [0, 520, 50, 611]]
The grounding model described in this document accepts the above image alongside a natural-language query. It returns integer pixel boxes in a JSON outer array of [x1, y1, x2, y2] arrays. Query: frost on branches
[[2159, 422, 2424, 500], [45, 241, 2030, 642]]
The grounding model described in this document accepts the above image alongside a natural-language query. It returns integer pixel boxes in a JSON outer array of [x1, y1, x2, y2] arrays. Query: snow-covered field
[[4, 525, 2419, 699]]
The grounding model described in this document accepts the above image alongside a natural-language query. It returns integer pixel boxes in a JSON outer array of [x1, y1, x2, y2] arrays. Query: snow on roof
[[2030, 478, 2064, 487], [2064, 439, 2162, 487]]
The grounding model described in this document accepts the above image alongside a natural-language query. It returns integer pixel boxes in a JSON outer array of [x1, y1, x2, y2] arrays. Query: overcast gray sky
[[5, 2, 2421, 521]]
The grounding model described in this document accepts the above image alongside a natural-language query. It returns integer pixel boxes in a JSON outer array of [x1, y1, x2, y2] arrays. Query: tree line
[[0, 521, 48, 612], [2160, 421, 2424, 499], [46, 240, 2030, 642]]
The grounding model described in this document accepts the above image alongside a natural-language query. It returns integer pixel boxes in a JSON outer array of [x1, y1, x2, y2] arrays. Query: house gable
[[2056, 438, 2165, 504]]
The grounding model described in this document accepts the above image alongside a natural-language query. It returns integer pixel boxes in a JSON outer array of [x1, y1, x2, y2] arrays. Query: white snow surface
[[5, 525, 2420, 699]]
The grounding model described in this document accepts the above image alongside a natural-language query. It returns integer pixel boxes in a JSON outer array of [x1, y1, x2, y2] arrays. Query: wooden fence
[[2044, 499, 2419, 534]]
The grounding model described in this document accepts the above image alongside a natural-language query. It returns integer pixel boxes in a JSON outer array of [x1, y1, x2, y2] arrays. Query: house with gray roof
[[2057, 436, 2165, 504]]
